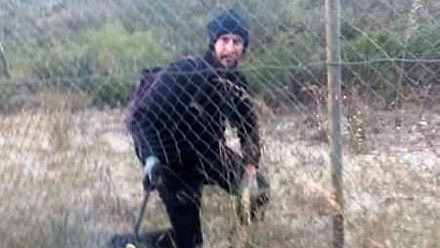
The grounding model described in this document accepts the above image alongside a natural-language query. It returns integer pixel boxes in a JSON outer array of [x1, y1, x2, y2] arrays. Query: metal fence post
[[325, 0, 344, 247]]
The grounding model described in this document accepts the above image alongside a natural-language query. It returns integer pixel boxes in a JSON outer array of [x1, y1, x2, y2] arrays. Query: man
[[129, 9, 269, 248]]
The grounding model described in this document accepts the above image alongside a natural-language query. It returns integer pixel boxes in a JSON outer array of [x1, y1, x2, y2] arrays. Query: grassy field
[[0, 95, 439, 248]]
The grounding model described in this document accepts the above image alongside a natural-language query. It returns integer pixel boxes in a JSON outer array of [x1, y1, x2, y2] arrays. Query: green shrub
[[341, 28, 440, 104], [83, 23, 172, 74], [0, 80, 18, 111], [3, 1, 439, 110], [406, 25, 440, 57], [245, 31, 325, 105], [341, 32, 402, 104], [89, 76, 129, 107], [29, 23, 172, 107]]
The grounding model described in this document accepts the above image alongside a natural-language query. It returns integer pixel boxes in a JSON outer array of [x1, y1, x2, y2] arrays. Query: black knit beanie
[[207, 9, 249, 51]]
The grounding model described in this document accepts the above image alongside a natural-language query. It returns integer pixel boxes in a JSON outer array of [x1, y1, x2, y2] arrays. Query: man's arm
[[228, 75, 261, 167]]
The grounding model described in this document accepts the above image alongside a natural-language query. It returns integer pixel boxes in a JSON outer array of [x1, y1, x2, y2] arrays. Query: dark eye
[[221, 36, 230, 43], [232, 37, 244, 45]]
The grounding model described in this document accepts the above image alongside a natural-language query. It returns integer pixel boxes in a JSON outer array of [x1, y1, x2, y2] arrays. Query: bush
[[29, 23, 172, 107], [245, 31, 325, 106], [2, 1, 439, 110], [340, 32, 403, 104], [340, 28, 440, 104]]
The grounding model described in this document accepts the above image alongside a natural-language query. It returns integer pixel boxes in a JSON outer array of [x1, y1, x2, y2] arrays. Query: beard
[[219, 55, 239, 68]]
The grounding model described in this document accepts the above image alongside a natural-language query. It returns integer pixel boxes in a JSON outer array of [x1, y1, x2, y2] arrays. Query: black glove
[[143, 156, 161, 191]]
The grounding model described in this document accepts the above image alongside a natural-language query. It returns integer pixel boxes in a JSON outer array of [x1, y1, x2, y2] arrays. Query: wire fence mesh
[[0, 0, 439, 248]]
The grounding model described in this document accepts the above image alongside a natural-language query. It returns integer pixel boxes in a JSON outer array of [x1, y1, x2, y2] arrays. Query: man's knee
[[159, 183, 201, 207]]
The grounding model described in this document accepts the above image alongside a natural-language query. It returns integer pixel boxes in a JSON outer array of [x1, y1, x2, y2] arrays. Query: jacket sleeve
[[129, 70, 182, 165], [228, 75, 261, 167]]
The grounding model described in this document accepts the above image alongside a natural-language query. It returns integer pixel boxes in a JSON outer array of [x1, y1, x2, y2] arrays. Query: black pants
[[155, 147, 270, 248]]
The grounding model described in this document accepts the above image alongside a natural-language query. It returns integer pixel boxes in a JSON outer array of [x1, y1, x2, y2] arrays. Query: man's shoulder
[[168, 55, 210, 73]]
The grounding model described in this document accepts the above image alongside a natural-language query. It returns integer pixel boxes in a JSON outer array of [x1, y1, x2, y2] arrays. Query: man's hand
[[143, 156, 161, 191], [244, 163, 257, 176], [244, 163, 259, 197]]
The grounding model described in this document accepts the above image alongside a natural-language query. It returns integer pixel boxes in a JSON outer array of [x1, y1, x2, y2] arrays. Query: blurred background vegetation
[[0, 0, 439, 110]]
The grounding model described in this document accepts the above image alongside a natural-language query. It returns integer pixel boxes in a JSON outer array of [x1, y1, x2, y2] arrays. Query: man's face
[[213, 33, 245, 68]]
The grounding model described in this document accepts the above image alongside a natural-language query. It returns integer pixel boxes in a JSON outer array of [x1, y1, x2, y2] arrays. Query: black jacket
[[129, 52, 260, 168]]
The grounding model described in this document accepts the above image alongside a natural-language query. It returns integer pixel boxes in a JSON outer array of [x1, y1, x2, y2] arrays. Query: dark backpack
[[126, 56, 202, 125], [126, 66, 162, 128]]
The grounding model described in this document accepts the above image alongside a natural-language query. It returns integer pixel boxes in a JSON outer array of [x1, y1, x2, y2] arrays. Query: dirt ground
[[0, 103, 439, 247]]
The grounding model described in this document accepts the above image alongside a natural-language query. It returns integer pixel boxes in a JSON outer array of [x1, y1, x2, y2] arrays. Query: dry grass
[[0, 96, 439, 248]]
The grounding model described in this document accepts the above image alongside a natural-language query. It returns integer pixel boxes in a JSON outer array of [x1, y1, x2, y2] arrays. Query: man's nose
[[224, 40, 235, 52]]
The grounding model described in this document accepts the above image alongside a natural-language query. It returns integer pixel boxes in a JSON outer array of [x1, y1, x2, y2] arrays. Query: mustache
[[220, 54, 237, 60]]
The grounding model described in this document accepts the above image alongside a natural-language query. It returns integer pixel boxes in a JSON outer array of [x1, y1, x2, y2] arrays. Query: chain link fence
[[1, 0, 439, 247]]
